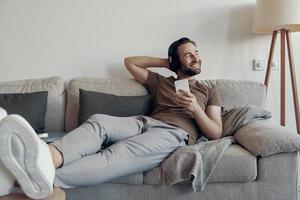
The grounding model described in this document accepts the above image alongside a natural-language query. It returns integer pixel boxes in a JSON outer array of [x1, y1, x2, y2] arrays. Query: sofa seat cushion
[[108, 173, 144, 185], [40, 131, 67, 143], [144, 144, 257, 184], [208, 144, 257, 183]]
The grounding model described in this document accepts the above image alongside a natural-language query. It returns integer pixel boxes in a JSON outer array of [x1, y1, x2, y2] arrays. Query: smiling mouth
[[190, 61, 201, 66], [191, 64, 200, 68]]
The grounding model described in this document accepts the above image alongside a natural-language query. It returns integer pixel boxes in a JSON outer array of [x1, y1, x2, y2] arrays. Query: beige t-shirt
[[145, 71, 221, 140]]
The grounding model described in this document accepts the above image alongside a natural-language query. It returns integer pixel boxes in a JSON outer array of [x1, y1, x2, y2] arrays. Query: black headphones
[[168, 42, 181, 72]]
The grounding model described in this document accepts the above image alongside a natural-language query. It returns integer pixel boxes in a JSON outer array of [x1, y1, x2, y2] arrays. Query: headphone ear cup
[[173, 59, 179, 69], [168, 57, 172, 65], [168, 43, 180, 71]]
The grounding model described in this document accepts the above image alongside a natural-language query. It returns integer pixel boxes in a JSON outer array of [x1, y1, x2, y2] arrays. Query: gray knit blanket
[[151, 106, 271, 191], [159, 136, 235, 192]]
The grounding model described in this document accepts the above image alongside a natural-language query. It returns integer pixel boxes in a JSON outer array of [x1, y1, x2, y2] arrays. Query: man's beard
[[179, 61, 201, 76]]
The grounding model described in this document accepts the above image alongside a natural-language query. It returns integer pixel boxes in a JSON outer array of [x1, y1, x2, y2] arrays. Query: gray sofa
[[0, 76, 298, 200]]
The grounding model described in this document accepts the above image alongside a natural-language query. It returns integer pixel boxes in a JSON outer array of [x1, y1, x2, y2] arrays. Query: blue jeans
[[52, 114, 188, 188]]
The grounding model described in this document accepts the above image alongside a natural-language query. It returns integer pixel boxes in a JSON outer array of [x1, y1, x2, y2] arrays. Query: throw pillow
[[221, 106, 271, 137], [0, 91, 48, 133], [78, 89, 153, 125], [234, 120, 300, 157]]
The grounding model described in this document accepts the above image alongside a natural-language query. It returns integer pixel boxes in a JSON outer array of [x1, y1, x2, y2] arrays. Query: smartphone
[[174, 79, 190, 94]]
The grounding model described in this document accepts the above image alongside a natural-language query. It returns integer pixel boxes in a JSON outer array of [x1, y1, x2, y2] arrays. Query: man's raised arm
[[124, 56, 169, 84]]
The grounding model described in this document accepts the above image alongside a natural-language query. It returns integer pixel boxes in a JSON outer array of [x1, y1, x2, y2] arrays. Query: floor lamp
[[253, 0, 300, 134]]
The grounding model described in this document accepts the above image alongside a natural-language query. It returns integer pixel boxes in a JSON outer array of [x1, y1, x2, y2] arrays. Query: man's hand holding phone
[[174, 79, 201, 114], [174, 79, 190, 94]]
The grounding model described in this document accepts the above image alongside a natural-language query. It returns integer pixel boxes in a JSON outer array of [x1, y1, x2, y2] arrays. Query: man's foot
[[48, 145, 63, 169], [0, 115, 55, 199]]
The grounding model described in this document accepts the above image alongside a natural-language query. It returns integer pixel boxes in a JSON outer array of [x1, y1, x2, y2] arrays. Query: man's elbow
[[124, 57, 131, 68], [210, 127, 223, 140]]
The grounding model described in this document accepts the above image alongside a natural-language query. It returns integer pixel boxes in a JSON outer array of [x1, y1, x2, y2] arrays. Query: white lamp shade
[[253, 0, 300, 34]]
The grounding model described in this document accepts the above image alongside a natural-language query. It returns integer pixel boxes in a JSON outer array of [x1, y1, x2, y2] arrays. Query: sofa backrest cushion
[[66, 78, 148, 132], [0, 77, 65, 132], [0, 91, 48, 133], [203, 79, 266, 109], [78, 89, 153, 125], [65, 77, 266, 132]]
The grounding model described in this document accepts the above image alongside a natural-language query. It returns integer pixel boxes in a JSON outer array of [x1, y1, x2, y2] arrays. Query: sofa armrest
[[257, 152, 298, 200], [234, 120, 300, 157]]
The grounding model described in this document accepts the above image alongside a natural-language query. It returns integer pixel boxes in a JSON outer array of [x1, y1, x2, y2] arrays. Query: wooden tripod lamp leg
[[286, 30, 300, 134], [280, 29, 286, 126], [264, 31, 278, 90]]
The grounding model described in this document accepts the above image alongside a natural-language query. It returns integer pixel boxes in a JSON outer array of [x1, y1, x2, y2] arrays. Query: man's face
[[177, 42, 201, 76]]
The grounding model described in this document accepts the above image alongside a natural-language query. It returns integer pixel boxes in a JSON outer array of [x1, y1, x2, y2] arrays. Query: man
[[0, 37, 222, 199]]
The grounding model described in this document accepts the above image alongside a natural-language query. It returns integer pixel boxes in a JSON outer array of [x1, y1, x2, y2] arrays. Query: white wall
[[0, 0, 299, 132]]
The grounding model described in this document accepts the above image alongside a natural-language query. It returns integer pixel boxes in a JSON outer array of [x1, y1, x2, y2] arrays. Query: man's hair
[[168, 37, 196, 73]]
